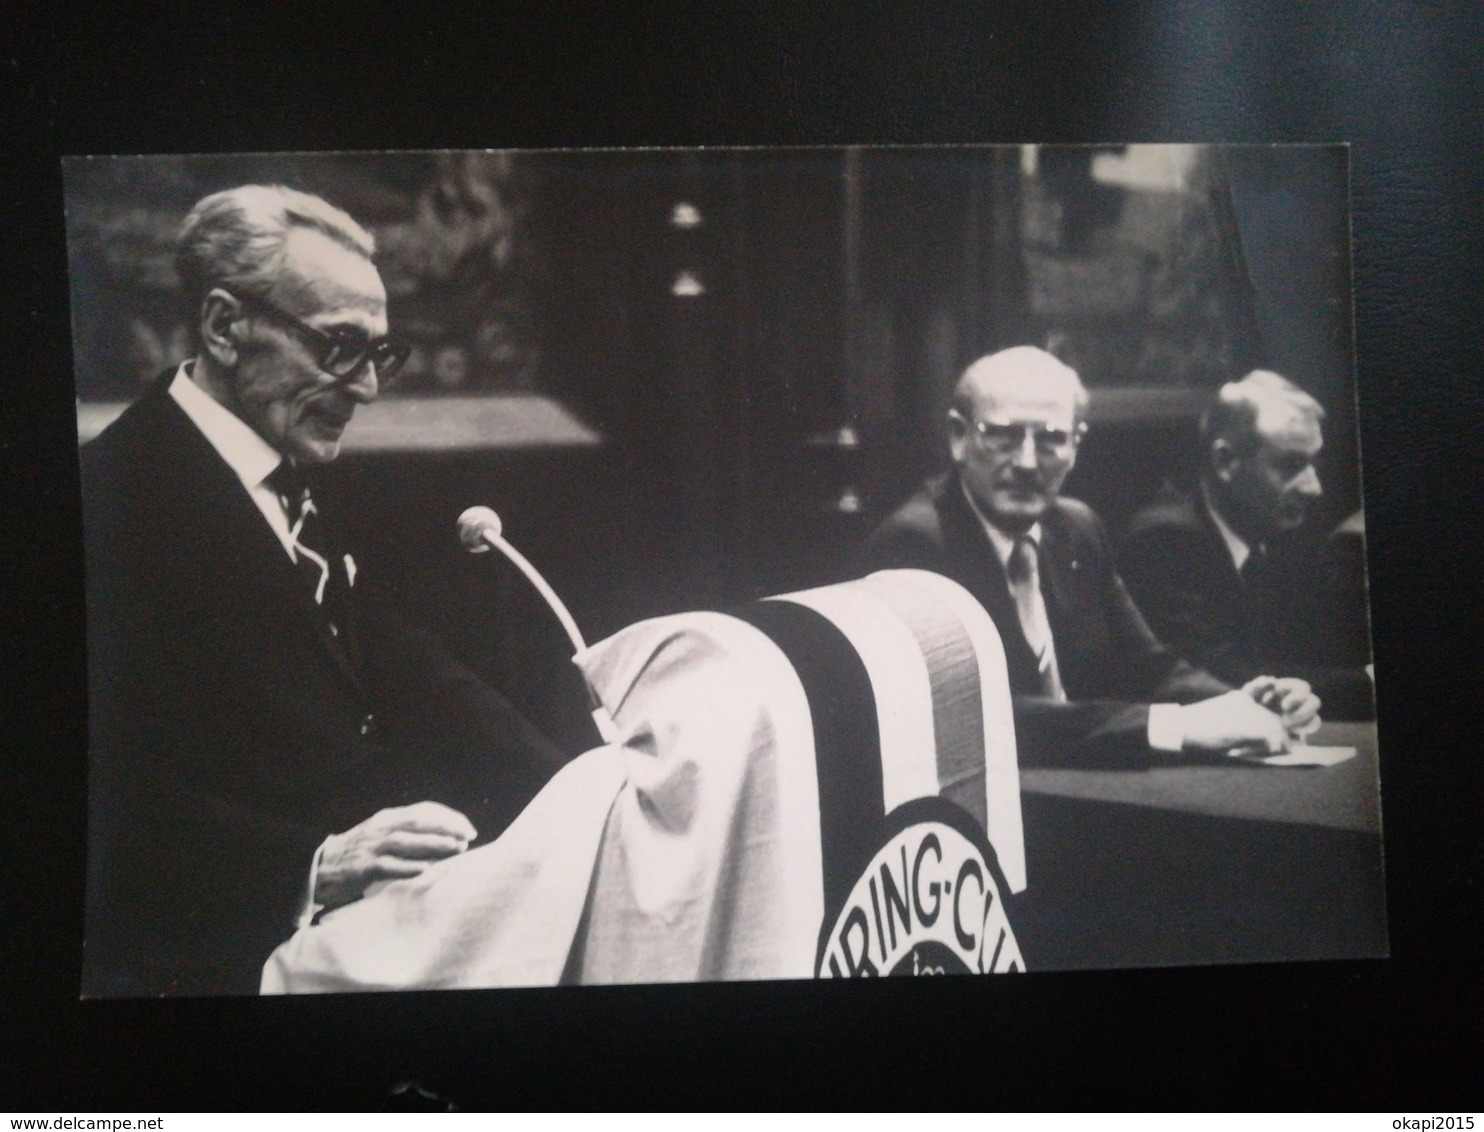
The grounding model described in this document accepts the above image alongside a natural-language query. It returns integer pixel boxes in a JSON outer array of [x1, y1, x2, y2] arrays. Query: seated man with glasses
[[80, 185, 565, 996], [859, 346, 1320, 766]]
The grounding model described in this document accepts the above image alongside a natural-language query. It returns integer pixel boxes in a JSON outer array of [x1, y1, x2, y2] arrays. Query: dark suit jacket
[[80, 375, 566, 997], [1119, 485, 1374, 720], [860, 474, 1229, 765]]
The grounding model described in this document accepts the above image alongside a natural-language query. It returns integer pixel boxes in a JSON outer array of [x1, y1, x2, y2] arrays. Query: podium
[[264, 570, 1026, 992]]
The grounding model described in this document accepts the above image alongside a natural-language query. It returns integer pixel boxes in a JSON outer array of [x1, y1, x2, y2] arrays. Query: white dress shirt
[[168, 362, 297, 561], [1201, 481, 1253, 572]]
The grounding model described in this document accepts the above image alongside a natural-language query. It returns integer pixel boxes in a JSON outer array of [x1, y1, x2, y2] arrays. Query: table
[[1020, 722, 1382, 834], [1009, 723, 1389, 971]]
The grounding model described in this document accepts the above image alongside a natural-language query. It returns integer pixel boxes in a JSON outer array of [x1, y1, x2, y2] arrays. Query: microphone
[[457, 504, 503, 552], [457, 506, 618, 744]]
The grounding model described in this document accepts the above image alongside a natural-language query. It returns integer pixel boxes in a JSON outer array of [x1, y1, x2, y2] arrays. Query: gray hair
[[175, 184, 375, 327], [1202, 370, 1325, 456], [951, 345, 1091, 424]]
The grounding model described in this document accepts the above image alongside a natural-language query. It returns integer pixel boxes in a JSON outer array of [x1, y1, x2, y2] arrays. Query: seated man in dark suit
[[861, 346, 1319, 766], [80, 185, 565, 996], [1119, 371, 1374, 719]]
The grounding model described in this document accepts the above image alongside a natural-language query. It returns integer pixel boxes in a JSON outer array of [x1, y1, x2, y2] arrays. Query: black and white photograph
[[7, 3, 1480, 1112], [67, 145, 1385, 999]]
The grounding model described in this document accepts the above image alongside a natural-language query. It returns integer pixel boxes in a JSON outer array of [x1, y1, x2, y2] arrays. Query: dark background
[[60, 143, 1364, 755], [3, 2, 1480, 1110]]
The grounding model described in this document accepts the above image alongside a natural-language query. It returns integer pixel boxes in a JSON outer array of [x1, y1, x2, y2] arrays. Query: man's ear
[[947, 409, 970, 464], [1210, 438, 1239, 483], [199, 289, 242, 367], [1064, 421, 1088, 473]]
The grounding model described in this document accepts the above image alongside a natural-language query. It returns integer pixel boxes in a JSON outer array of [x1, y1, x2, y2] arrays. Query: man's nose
[[1012, 430, 1039, 469], [344, 362, 379, 404], [1295, 465, 1322, 498]]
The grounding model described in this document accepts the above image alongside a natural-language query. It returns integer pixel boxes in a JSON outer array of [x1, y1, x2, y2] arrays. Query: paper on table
[[1230, 745, 1359, 768]]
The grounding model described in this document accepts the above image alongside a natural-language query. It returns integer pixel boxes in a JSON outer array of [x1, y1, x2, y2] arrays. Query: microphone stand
[[459, 508, 619, 744]]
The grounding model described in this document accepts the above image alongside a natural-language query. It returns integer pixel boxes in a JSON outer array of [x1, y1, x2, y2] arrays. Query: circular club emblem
[[817, 801, 1023, 977]]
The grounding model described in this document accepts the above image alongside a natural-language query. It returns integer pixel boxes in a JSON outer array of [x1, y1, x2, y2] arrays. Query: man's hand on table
[[1242, 675, 1322, 741], [1177, 689, 1291, 754], [315, 801, 477, 911]]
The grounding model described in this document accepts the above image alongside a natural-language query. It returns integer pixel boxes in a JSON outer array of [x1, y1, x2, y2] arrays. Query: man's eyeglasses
[[969, 419, 1080, 456], [232, 292, 410, 380]]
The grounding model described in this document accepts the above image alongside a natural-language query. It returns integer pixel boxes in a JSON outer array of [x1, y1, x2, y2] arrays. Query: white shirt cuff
[[1147, 703, 1186, 753], [297, 838, 331, 931]]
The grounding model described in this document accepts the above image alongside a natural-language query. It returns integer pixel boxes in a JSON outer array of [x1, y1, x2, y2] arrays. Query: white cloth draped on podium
[[262, 569, 1025, 992]]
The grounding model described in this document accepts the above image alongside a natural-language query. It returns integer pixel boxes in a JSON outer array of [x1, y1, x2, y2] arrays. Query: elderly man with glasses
[[80, 185, 564, 997], [860, 346, 1320, 766]]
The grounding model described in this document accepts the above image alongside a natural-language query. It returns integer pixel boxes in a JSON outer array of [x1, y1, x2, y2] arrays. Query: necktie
[[1240, 541, 1270, 648], [266, 462, 345, 634], [1006, 535, 1065, 701]]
